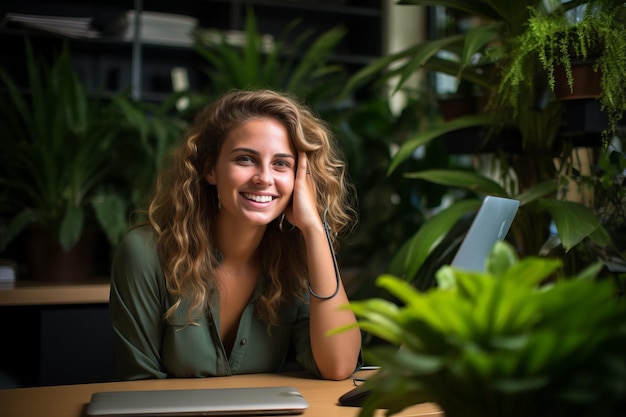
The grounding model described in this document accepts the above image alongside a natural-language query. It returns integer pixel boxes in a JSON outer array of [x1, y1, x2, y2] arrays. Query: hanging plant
[[498, 0, 626, 141]]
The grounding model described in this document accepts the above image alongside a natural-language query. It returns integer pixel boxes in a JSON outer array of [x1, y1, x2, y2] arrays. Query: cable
[[308, 208, 341, 300]]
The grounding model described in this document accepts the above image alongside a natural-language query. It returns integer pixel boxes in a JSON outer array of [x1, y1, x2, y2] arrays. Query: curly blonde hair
[[147, 89, 357, 327]]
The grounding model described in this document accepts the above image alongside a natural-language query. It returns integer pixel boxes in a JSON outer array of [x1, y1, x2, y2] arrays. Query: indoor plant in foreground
[[334, 241, 626, 417]]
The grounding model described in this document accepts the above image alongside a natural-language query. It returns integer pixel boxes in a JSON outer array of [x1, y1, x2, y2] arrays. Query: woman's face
[[206, 117, 297, 227]]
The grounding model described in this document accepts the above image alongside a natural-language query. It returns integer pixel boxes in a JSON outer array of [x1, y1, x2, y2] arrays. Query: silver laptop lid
[[86, 386, 309, 416], [450, 195, 520, 272]]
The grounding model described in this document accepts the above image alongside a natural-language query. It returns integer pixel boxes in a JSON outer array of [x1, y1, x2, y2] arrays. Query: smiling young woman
[[109, 89, 362, 382]]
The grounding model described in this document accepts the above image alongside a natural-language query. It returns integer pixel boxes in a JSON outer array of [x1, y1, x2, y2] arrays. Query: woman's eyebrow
[[275, 152, 296, 160], [230, 147, 295, 160], [230, 147, 259, 155]]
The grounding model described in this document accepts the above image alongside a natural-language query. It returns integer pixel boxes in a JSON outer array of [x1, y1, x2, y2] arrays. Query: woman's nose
[[254, 165, 273, 185]]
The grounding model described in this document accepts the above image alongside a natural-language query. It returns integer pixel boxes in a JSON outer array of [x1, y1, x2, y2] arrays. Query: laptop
[[338, 195, 520, 407], [449, 195, 520, 272], [86, 386, 309, 416]]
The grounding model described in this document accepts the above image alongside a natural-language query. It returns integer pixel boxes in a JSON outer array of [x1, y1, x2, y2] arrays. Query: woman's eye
[[236, 155, 254, 164], [274, 160, 291, 169]]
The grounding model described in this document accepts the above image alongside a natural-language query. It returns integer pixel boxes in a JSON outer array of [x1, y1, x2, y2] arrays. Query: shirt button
[[240, 338, 247, 345]]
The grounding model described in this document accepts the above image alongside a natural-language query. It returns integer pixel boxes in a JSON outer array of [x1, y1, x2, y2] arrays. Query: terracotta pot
[[553, 61, 602, 100], [26, 227, 97, 282]]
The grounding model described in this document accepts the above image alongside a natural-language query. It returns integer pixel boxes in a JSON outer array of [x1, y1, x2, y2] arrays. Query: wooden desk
[[0, 280, 110, 306], [0, 371, 443, 417]]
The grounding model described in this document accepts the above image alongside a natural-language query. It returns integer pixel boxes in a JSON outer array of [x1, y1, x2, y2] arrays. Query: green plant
[[593, 144, 626, 251], [339, 0, 536, 100], [328, 89, 447, 298], [0, 40, 125, 251], [498, 0, 626, 139], [192, 7, 348, 107], [106, 92, 190, 242], [335, 241, 626, 417], [337, 0, 625, 287]]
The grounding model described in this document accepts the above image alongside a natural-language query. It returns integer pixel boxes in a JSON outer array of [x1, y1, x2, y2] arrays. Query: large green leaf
[[339, 34, 465, 99], [460, 23, 503, 71], [404, 169, 509, 196], [286, 26, 347, 91], [482, 0, 544, 28], [398, 0, 503, 21], [515, 180, 558, 205], [537, 199, 604, 251], [421, 56, 495, 89], [0, 210, 38, 252], [387, 114, 497, 174], [92, 191, 128, 247], [390, 35, 468, 95], [389, 199, 482, 280], [59, 204, 84, 251]]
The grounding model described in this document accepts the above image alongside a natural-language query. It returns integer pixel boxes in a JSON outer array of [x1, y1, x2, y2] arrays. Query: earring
[[279, 213, 295, 232]]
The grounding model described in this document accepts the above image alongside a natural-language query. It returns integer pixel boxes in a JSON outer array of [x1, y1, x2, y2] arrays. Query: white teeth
[[243, 193, 273, 203]]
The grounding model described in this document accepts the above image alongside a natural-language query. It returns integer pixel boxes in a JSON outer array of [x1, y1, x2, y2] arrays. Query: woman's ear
[[205, 172, 215, 185]]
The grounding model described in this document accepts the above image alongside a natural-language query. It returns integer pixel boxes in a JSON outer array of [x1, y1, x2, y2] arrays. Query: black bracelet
[[308, 208, 341, 300]]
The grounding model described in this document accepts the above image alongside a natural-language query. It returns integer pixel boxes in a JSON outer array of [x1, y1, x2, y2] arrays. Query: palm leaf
[[404, 169, 509, 196], [537, 199, 604, 251], [387, 114, 498, 174], [389, 199, 482, 280], [398, 0, 503, 21], [287, 26, 346, 92]]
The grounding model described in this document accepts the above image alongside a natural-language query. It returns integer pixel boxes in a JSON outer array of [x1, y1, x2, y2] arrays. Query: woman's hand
[[284, 152, 321, 233], [287, 152, 361, 380]]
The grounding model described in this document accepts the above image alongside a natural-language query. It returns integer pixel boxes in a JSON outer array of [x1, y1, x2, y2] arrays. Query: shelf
[[238, 0, 381, 17], [1, 0, 383, 101], [0, 280, 110, 306]]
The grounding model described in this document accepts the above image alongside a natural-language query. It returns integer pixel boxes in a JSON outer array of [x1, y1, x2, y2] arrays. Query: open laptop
[[448, 195, 520, 272], [338, 195, 520, 407], [86, 386, 309, 416]]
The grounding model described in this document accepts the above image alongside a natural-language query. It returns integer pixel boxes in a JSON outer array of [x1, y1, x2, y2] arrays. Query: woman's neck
[[214, 214, 266, 267]]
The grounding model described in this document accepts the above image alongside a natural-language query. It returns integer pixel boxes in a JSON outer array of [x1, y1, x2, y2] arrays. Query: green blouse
[[109, 226, 321, 380]]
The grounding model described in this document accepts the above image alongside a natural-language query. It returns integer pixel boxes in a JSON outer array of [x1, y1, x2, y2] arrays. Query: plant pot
[[438, 96, 478, 121], [26, 227, 97, 282], [443, 126, 522, 154], [438, 92, 491, 122], [553, 61, 602, 100]]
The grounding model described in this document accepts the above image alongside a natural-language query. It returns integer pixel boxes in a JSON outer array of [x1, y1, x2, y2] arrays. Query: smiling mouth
[[242, 193, 275, 203]]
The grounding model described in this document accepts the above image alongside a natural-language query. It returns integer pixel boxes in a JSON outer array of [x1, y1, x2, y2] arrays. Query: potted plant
[[0, 40, 128, 281], [498, 0, 626, 140], [191, 6, 348, 108], [337, 0, 625, 288], [334, 241, 626, 417]]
